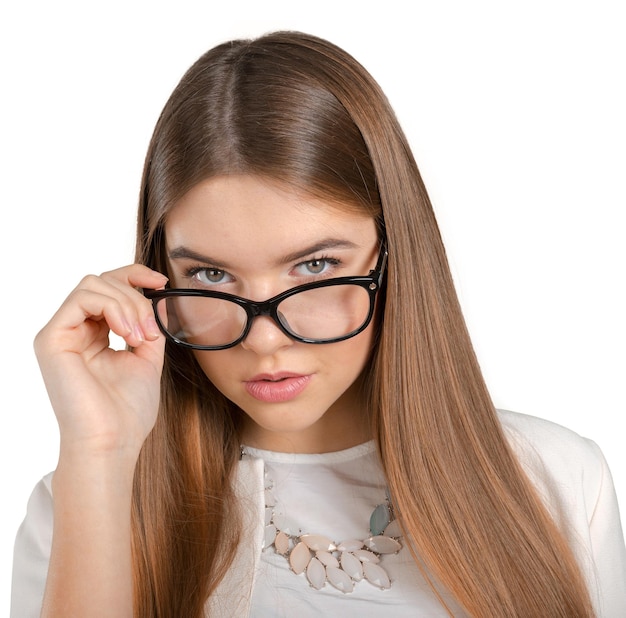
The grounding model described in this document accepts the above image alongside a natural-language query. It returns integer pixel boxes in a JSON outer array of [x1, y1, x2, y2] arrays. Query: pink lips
[[244, 372, 312, 403]]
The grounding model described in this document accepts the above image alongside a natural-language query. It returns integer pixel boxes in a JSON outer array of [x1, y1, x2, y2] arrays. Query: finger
[[100, 264, 168, 292], [34, 265, 168, 360], [38, 284, 149, 352], [99, 266, 169, 342], [97, 277, 164, 342], [64, 266, 166, 339], [37, 289, 142, 353]]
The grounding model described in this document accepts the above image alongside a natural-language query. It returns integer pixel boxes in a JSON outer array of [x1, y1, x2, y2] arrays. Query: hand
[[34, 264, 169, 459]]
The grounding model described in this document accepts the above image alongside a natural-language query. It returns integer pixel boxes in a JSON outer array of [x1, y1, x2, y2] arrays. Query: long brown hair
[[133, 31, 594, 616]]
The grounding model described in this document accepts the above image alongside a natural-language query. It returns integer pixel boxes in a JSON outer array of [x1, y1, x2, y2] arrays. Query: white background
[[1, 1, 624, 612]]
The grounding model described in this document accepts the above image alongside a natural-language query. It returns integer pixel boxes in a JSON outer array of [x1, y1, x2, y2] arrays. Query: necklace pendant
[[274, 531, 290, 555], [340, 551, 364, 580], [326, 566, 355, 593], [363, 562, 392, 590], [306, 557, 327, 590], [364, 535, 402, 554], [289, 541, 312, 575], [336, 539, 365, 552], [369, 502, 391, 536], [300, 534, 336, 552]]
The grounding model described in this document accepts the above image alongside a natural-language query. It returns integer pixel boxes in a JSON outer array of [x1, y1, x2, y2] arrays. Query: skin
[[166, 175, 380, 453], [35, 265, 166, 617], [34, 174, 379, 615]]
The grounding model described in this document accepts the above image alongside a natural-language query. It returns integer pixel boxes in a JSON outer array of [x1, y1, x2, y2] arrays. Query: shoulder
[[20, 471, 55, 530], [497, 409, 606, 523], [31, 471, 54, 502], [498, 410, 626, 614], [498, 408, 602, 466], [11, 472, 55, 617], [16, 471, 55, 554]]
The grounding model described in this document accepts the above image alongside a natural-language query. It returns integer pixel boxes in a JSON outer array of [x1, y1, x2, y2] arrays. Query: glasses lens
[[154, 283, 373, 348], [155, 296, 247, 348], [277, 283, 372, 341]]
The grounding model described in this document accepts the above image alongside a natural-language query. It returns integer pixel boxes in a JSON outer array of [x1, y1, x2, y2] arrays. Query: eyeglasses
[[144, 243, 388, 350]]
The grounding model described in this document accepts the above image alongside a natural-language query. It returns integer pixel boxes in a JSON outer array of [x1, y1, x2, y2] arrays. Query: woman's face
[[164, 175, 380, 453]]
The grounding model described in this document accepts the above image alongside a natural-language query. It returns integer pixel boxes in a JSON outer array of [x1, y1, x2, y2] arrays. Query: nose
[[239, 314, 294, 355]]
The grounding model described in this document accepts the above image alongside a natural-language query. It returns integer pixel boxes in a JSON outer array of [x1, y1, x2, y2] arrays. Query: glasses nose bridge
[[239, 297, 293, 351], [248, 297, 276, 316], [246, 297, 282, 330]]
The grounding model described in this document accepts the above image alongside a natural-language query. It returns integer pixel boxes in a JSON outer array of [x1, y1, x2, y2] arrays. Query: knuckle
[[33, 323, 56, 356], [33, 328, 46, 352], [78, 273, 101, 288]]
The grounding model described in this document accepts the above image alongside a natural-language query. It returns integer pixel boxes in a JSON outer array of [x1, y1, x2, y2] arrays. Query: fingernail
[[133, 324, 145, 342], [121, 317, 133, 336], [144, 317, 161, 339]]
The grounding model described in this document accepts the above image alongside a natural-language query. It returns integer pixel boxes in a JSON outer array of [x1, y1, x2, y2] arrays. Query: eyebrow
[[168, 238, 360, 268]]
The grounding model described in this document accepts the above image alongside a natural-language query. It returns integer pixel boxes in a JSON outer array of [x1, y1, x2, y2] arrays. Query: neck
[[241, 379, 371, 453]]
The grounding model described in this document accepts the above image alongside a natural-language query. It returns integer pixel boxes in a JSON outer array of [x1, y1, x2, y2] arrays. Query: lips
[[244, 372, 312, 403]]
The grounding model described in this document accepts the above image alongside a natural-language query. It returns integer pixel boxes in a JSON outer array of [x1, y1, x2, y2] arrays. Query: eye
[[294, 257, 339, 276], [187, 267, 234, 286]]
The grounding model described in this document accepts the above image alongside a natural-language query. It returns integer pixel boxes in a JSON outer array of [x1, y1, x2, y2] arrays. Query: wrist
[[53, 441, 140, 493]]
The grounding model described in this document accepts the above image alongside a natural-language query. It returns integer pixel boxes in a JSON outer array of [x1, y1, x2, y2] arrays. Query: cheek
[[331, 323, 377, 379], [192, 351, 232, 388]]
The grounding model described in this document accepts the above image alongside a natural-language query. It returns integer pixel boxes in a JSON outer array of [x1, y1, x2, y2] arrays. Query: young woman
[[12, 31, 626, 617]]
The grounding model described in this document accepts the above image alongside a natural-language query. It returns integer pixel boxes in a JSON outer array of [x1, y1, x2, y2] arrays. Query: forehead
[[165, 175, 377, 255]]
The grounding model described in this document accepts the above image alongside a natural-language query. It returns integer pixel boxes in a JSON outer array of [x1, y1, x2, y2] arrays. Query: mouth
[[244, 372, 312, 403]]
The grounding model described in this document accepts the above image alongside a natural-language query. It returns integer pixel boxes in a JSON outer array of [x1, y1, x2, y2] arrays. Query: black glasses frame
[[144, 243, 388, 350]]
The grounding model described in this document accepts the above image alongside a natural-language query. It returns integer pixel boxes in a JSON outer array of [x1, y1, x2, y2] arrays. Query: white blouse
[[11, 410, 626, 617], [242, 441, 465, 616]]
